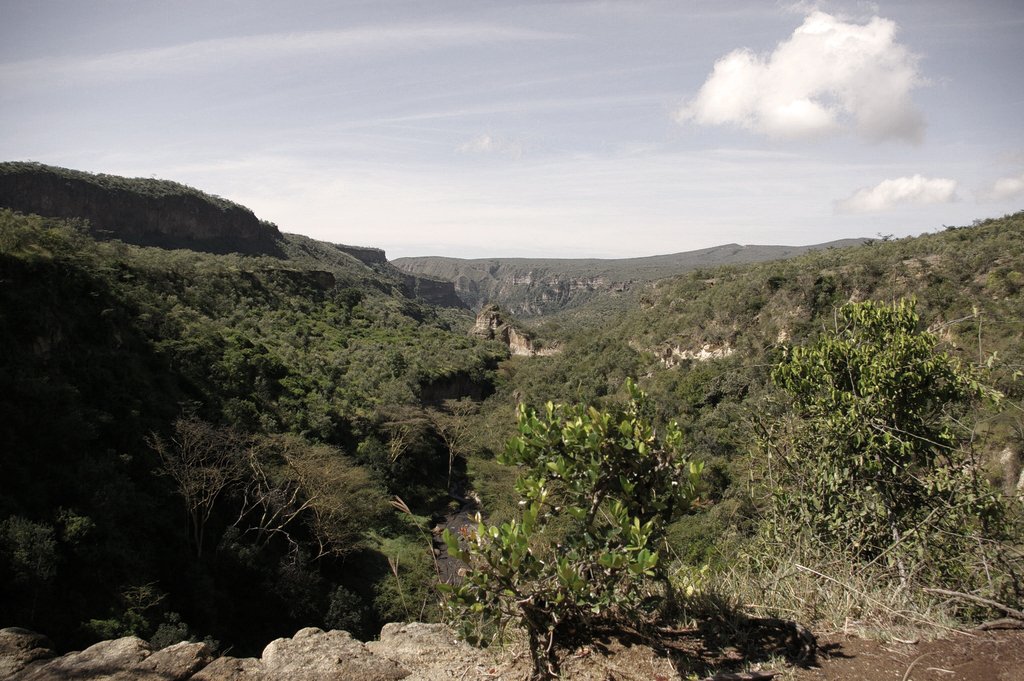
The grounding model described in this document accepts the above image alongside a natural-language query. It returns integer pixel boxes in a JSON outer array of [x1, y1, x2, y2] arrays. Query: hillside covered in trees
[[1, 166, 1022, 677], [0, 205, 505, 654]]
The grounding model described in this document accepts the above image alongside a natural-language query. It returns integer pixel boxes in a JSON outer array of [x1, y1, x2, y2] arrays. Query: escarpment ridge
[[0, 162, 464, 308], [0, 162, 284, 256], [394, 238, 866, 317]]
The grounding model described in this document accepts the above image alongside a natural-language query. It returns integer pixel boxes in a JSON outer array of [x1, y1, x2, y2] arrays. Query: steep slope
[[0, 161, 284, 256], [0, 206, 498, 654], [393, 238, 865, 316], [0, 162, 465, 309]]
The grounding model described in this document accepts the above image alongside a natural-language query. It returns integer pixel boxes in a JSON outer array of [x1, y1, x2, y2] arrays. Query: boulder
[[191, 655, 264, 681], [0, 628, 55, 678], [260, 627, 408, 681], [366, 622, 485, 681], [120, 640, 213, 680], [11, 636, 151, 680]]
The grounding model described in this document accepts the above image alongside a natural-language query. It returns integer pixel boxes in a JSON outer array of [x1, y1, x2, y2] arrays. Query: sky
[[1, 1, 1022, 258]]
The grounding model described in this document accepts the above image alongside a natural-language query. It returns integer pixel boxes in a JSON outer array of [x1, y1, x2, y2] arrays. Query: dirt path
[[788, 628, 1024, 681]]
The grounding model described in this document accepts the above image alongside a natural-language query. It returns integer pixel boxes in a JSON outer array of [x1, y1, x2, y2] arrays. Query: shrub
[[765, 299, 1006, 590], [441, 379, 702, 679]]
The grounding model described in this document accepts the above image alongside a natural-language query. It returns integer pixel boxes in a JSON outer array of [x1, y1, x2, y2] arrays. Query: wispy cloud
[[678, 11, 924, 142], [835, 175, 957, 213], [457, 133, 524, 158], [977, 172, 1024, 202], [0, 23, 572, 86]]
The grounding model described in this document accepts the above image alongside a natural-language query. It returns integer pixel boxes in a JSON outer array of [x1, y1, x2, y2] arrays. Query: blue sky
[[2, 0, 1022, 258]]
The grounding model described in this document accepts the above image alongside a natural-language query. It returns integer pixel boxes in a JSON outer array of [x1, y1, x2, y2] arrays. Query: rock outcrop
[[469, 304, 557, 357], [258, 627, 407, 681], [2, 629, 212, 681], [2, 622, 745, 680], [399, 272, 467, 309], [659, 342, 735, 367], [0, 624, 525, 681], [335, 244, 388, 266], [0, 162, 283, 256], [0, 629, 54, 679]]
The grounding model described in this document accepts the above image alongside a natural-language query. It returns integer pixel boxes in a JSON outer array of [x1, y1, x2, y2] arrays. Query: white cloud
[[457, 134, 523, 158], [977, 173, 1024, 202], [835, 175, 957, 213], [678, 11, 924, 142]]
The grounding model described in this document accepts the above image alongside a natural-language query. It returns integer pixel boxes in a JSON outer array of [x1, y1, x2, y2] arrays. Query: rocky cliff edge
[[1, 624, 494, 681], [0, 622, 706, 680]]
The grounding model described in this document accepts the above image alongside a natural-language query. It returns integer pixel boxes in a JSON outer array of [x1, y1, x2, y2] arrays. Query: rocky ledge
[[0, 621, 725, 680], [0, 623, 499, 681]]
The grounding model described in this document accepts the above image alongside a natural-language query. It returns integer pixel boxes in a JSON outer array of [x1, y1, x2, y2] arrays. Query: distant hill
[[0, 161, 285, 256], [0, 161, 465, 309], [393, 239, 866, 317]]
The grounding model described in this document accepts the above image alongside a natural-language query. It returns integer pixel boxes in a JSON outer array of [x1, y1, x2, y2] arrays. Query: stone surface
[[191, 655, 264, 681], [366, 622, 482, 679], [121, 641, 213, 680], [469, 304, 556, 357], [0, 628, 56, 678], [11, 636, 152, 680], [261, 627, 408, 681]]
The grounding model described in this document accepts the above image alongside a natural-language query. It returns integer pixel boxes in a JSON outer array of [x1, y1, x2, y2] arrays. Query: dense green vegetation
[[0, 209, 505, 653], [1, 166, 1022, 665], [462, 212, 1024, 635], [767, 300, 1005, 581], [450, 294, 1018, 672], [483, 212, 1024, 467], [442, 380, 702, 678]]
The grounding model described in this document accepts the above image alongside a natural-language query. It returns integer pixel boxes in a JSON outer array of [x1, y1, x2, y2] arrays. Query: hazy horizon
[[2, 1, 1022, 258]]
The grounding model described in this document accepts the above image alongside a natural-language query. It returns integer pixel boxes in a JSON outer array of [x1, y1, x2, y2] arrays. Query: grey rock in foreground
[[1, 622, 692, 680], [0, 629, 55, 678], [0, 624, 523, 681], [2, 630, 212, 681], [260, 627, 407, 680]]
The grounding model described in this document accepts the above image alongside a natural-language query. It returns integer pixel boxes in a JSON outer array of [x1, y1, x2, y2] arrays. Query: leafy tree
[[441, 380, 702, 679], [0, 516, 59, 621], [766, 299, 1005, 588]]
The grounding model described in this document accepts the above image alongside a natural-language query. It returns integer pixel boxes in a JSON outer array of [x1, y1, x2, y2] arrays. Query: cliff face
[[469, 304, 557, 357], [400, 272, 467, 309], [394, 258, 627, 317], [0, 162, 283, 256], [393, 239, 866, 317], [335, 244, 388, 266], [0, 162, 467, 308]]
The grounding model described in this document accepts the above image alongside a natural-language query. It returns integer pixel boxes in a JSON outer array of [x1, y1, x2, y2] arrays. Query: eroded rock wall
[[0, 164, 283, 256]]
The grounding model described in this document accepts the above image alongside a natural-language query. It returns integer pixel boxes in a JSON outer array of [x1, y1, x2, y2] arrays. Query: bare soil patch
[[788, 628, 1024, 681]]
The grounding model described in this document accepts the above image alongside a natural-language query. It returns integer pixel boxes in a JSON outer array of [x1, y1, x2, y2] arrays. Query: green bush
[[441, 380, 702, 679], [766, 299, 1006, 589]]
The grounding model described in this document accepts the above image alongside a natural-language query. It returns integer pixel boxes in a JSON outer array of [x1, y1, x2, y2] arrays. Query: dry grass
[[710, 534, 964, 643]]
